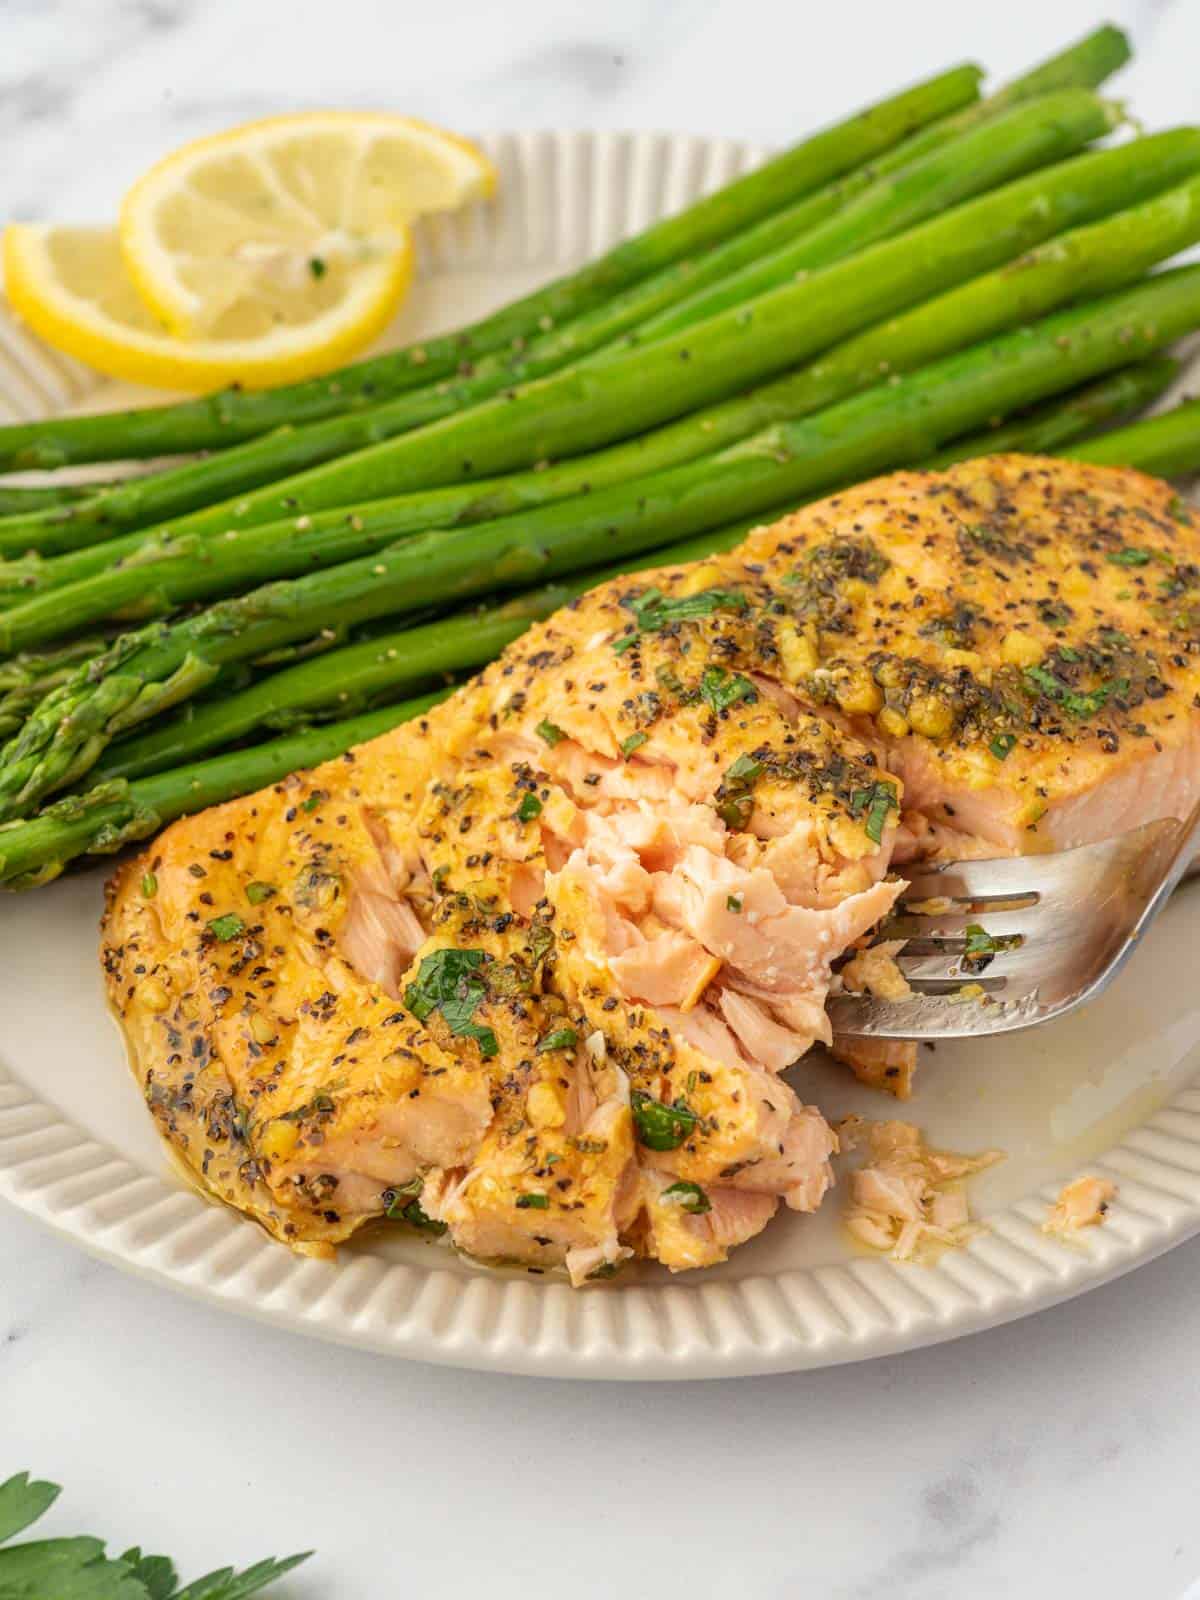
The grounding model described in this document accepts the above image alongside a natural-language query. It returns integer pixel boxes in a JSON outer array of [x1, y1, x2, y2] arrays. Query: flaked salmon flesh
[[102, 457, 1200, 1278]]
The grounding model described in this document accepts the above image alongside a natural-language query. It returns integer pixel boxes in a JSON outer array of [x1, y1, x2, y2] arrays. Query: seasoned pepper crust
[[747, 455, 1200, 852], [102, 457, 1200, 1277]]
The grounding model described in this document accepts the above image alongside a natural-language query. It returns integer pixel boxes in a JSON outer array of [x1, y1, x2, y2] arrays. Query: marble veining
[[2, 2, 1199, 1596]]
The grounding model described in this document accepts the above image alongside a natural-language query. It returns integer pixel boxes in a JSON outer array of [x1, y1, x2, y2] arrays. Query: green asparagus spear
[[593, 89, 1122, 352], [969, 22, 1129, 107], [6, 153, 1199, 645], [0, 67, 982, 476], [0, 635, 111, 737], [5, 266, 1200, 820], [0, 482, 98, 515], [1068, 397, 1200, 474], [85, 513, 791, 786], [17, 128, 1198, 604], [16, 383, 1200, 887], [99, 362, 1184, 783], [88, 591, 574, 783], [0, 86, 1114, 563], [0, 696, 451, 886], [0, 98, 1135, 580], [0, 25, 1132, 482], [922, 357, 1179, 466], [0, 27, 1131, 482]]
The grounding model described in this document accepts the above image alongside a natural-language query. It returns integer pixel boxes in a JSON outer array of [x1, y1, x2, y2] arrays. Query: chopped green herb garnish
[[989, 732, 1017, 761], [386, 1193, 448, 1234], [962, 922, 1024, 974], [661, 1180, 712, 1215], [431, 864, 450, 892], [725, 753, 764, 783], [631, 1091, 700, 1151], [308, 256, 327, 278], [699, 666, 756, 714], [1023, 665, 1127, 719], [716, 796, 753, 830], [516, 1193, 550, 1210], [620, 731, 648, 755], [849, 780, 899, 844], [517, 792, 543, 822], [140, 872, 157, 899], [405, 947, 499, 1058], [613, 586, 746, 653], [205, 912, 246, 942], [245, 880, 276, 905], [537, 1027, 578, 1053], [1168, 494, 1192, 524], [1106, 547, 1152, 567], [726, 895, 743, 913], [535, 718, 565, 746], [715, 753, 764, 830], [301, 789, 326, 812]]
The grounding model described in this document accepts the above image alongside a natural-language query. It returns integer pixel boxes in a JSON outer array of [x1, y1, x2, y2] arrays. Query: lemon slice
[[120, 112, 495, 338], [2, 222, 413, 391]]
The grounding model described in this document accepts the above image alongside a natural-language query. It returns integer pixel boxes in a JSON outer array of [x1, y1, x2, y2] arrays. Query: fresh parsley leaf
[[244, 882, 276, 906], [631, 1091, 700, 1151], [1023, 665, 1126, 719], [715, 753, 763, 831], [535, 718, 565, 746], [661, 1180, 712, 1215], [963, 925, 998, 959], [716, 795, 753, 830], [0, 1472, 59, 1543], [205, 913, 246, 942], [404, 948, 499, 1058], [171, 1552, 312, 1599], [849, 781, 899, 844], [619, 731, 648, 756], [517, 792, 543, 822], [0, 1537, 147, 1597], [962, 922, 1023, 974], [699, 667, 755, 715], [0, 1473, 309, 1599], [515, 1193, 550, 1210], [536, 1027, 578, 1053], [1106, 547, 1152, 567], [120, 1548, 177, 1599], [989, 732, 1017, 761], [724, 754, 763, 784], [386, 1194, 447, 1235], [613, 586, 746, 653]]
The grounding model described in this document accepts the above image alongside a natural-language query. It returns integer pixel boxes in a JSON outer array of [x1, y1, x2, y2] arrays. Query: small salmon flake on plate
[[101, 456, 1200, 1280], [1044, 1175, 1118, 1235]]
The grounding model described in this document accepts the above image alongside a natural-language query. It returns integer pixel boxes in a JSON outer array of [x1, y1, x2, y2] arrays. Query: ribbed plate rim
[[3, 128, 1200, 1380]]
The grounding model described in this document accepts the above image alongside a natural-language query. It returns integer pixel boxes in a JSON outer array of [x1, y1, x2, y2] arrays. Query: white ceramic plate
[[4, 130, 1200, 1381]]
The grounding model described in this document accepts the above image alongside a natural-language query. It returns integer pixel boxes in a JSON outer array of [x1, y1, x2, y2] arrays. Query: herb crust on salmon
[[102, 456, 1200, 1278]]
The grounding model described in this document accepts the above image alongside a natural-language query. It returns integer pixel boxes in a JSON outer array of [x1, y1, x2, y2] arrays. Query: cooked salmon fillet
[[102, 456, 1200, 1277]]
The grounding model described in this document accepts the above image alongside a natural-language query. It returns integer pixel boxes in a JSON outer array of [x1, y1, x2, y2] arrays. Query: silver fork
[[826, 793, 1200, 1041]]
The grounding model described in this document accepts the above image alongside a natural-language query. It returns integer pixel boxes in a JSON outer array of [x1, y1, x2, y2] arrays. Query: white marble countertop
[[3, 2, 1200, 1595]]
